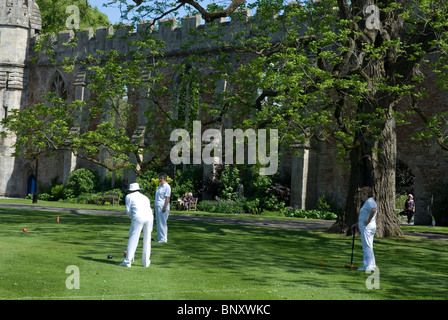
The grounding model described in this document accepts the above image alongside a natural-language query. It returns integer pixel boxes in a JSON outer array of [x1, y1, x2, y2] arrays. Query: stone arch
[[47, 69, 68, 100], [170, 62, 201, 131], [22, 161, 36, 196], [26, 174, 35, 195]]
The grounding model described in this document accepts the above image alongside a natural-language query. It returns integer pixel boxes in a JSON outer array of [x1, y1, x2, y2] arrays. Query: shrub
[[171, 175, 194, 202], [262, 193, 285, 211], [243, 198, 262, 214], [266, 183, 290, 204], [137, 170, 173, 198], [64, 168, 98, 198], [197, 200, 244, 214], [220, 166, 240, 200], [282, 207, 337, 220], [51, 184, 65, 201], [197, 200, 217, 212], [26, 193, 53, 201], [219, 200, 244, 214], [316, 194, 343, 219], [171, 167, 203, 201], [77, 193, 100, 204], [38, 193, 53, 201]]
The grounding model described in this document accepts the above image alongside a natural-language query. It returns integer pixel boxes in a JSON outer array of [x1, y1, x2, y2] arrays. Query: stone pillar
[[289, 141, 310, 209], [61, 71, 87, 184], [0, 0, 41, 197], [290, 149, 310, 209]]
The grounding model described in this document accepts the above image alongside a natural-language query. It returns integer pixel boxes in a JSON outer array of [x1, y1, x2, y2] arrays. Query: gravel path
[[1, 203, 447, 240]]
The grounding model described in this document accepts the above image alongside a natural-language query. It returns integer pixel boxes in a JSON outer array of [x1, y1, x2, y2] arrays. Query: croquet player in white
[[155, 173, 171, 243], [120, 183, 153, 268], [357, 186, 377, 272]]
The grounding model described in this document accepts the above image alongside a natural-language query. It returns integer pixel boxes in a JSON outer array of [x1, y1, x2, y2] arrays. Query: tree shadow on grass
[[164, 219, 448, 299], [79, 255, 119, 266], [4, 208, 447, 299]]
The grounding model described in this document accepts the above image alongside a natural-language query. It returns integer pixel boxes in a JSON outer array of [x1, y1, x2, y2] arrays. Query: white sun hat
[[127, 183, 141, 192]]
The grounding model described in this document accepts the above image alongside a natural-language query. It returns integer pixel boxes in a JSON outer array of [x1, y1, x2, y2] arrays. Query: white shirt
[[155, 183, 171, 208], [125, 191, 152, 219], [359, 197, 377, 227]]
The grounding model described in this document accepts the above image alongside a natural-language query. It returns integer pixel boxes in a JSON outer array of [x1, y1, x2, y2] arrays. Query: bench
[[98, 193, 121, 206], [171, 200, 180, 209], [188, 198, 198, 211]]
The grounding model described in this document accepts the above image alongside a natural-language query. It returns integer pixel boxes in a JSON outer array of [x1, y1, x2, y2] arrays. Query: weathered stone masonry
[[1, 1, 447, 225]]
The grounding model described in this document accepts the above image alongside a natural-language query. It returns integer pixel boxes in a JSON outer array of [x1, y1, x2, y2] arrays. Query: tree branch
[[410, 94, 448, 152], [255, 89, 278, 110], [179, 0, 246, 22]]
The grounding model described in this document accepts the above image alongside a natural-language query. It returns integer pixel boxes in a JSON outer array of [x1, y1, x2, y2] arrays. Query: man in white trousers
[[354, 186, 378, 272], [155, 173, 171, 243], [120, 183, 153, 268]]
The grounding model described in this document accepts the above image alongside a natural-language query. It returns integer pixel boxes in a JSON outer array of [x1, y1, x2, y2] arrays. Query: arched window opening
[[48, 71, 67, 100], [171, 64, 200, 132], [396, 159, 415, 196], [27, 175, 36, 196]]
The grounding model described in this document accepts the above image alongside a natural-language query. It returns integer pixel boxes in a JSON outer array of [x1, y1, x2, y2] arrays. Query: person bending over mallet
[[120, 183, 153, 268]]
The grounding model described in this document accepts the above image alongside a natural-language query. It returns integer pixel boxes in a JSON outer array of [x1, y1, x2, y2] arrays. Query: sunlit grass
[[0, 207, 447, 300]]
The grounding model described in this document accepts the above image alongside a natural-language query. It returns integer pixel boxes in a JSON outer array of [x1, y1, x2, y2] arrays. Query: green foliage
[[64, 168, 98, 199], [26, 193, 53, 201], [219, 166, 240, 200], [171, 167, 203, 201], [243, 198, 262, 215], [137, 170, 173, 199], [197, 200, 244, 214], [281, 195, 339, 220], [316, 194, 343, 219], [50, 184, 65, 201], [283, 208, 337, 220], [36, 0, 110, 33], [76, 192, 101, 204], [261, 194, 285, 212], [196, 200, 216, 212]]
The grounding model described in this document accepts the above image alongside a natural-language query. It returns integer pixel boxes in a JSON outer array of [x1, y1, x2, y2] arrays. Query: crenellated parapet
[[31, 7, 291, 64]]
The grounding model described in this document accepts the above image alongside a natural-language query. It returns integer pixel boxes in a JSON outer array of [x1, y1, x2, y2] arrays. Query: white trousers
[[123, 215, 153, 267], [359, 223, 376, 270], [155, 206, 169, 242]]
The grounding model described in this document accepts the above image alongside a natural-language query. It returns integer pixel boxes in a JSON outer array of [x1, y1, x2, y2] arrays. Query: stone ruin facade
[[1, 0, 447, 225]]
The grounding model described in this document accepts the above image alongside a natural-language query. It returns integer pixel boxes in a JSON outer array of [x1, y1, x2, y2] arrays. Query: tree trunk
[[372, 113, 403, 237], [327, 0, 404, 237], [328, 107, 403, 237]]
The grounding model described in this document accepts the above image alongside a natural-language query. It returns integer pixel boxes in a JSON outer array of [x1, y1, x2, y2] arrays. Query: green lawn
[[0, 206, 447, 300]]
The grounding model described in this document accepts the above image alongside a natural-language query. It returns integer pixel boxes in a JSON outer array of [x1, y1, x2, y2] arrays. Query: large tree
[[222, 0, 448, 237], [218, 0, 448, 237], [114, 0, 448, 237]]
